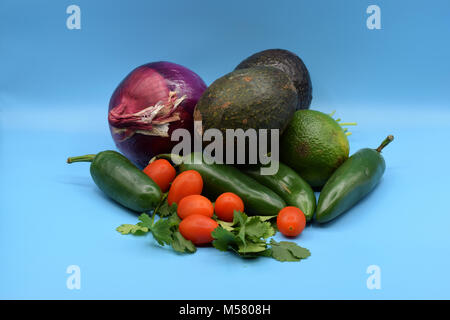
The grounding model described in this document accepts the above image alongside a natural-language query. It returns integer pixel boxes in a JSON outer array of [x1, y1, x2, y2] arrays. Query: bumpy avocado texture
[[235, 49, 312, 110], [194, 66, 297, 135], [280, 110, 349, 188], [194, 66, 297, 164]]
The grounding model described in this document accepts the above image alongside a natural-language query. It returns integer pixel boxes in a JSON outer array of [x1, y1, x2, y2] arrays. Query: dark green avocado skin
[[194, 66, 297, 135], [235, 49, 312, 110]]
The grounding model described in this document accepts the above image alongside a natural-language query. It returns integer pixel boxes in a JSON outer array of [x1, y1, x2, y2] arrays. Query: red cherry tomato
[[143, 159, 176, 192], [177, 195, 214, 219], [277, 206, 306, 237], [167, 170, 203, 205], [179, 214, 219, 245], [214, 192, 244, 222]]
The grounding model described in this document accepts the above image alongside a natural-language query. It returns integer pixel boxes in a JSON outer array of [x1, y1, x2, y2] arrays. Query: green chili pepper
[[243, 162, 316, 221], [154, 153, 286, 216], [67, 151, 162, 212], [316, 135, 394, 223]]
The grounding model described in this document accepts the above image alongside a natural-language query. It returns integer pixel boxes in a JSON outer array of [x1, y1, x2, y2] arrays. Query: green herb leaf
[[171, 230, 196, 253], [233, 210, 248, 226], [149, 219, 173, 246], [212, 227, 237, 251], [167, 211, 181, 227], [137, 213, 153, 229], [158, 200, 177, 217], [233, 211, 248, 248], [269, 239, 311, 262], [245, 216, 275, 240], [116, 224, 149, 235], [237, 241, 267, 254], [217, 220, 234, 232], [258, 215, 277, 221]]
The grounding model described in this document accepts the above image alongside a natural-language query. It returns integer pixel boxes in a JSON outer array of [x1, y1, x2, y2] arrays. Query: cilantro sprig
[[212, 211, 310, 262], [116, 193, 196, 253], [116, 198, 310, 262]]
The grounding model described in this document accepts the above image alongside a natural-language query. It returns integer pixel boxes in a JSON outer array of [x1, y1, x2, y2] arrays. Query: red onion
[[108, 62, 207, 168]]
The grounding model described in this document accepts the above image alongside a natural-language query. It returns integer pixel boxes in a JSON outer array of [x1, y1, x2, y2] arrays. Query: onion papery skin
[[108, 61, 207, 168]]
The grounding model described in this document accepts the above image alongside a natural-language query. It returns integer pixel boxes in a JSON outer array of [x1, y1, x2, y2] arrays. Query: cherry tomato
[[143, 159, 176, 192], [277, 206, 306, 237], [177, 195, 214, 219], [179, 214, 219, 245], [214, 192, 244, 222], [167, 170, 203, 205]]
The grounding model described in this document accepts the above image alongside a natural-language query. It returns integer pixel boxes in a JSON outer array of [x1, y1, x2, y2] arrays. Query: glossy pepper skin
[[316, 135, 394, 223], [67, 151, 162, 212], [243, 162, 316, 221], [155, 153, 286, 216]]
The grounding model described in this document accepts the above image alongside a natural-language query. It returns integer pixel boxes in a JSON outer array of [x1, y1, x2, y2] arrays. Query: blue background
[[1, 0, 449, 299]]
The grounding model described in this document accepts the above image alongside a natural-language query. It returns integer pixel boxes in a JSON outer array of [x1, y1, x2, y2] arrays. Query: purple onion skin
[[108, 61, 207, 168]]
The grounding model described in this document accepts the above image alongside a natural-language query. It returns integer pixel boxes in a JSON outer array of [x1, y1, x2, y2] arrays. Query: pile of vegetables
[[67, 49, 394, 263], [67, 153, 310, 262]]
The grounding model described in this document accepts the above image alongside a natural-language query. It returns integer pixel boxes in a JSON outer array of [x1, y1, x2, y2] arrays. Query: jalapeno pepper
[[316, 135, 394, 223], [154, 153, 286, 216], [67, 151, 162, 212], [243, 162, 316, 221]]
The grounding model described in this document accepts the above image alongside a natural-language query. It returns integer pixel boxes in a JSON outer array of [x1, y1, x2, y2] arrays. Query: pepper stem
[[152, 192, 169, 218], [376, 135, 394, 152], [67, 154, 96, 163]]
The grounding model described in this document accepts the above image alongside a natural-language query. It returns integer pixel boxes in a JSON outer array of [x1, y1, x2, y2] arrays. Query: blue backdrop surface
[[1, 0, 450, 299]]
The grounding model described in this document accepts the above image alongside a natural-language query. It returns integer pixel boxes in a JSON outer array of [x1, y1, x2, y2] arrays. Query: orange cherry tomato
[[214, 192, 244, 222], [277, 206, 306, 237], [167, 170, 203, 205], [179, 214, 219, 245], [177, 195, 214, 219], [143, 159, 176, 192]]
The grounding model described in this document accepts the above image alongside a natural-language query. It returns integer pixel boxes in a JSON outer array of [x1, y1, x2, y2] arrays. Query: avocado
[[235, 49, 312, 110], [280, 110, 349, 188], [194, 67, 297, 162]]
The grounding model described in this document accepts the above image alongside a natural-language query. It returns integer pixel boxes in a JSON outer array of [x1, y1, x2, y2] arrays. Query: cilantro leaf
[[269, 239, 311, 262], [212, 227, 237, 251], [233, 210, 248, 226], [245, 217, 275, 240], [258, 215, 277, 221], [150, 219, 173, 246], [116, 202, 181, 250], [167, 211, 181, 227], [171, 230, 196, 253], [237, 241, 267, 254], [157, 199, 177, 217], [233, 211, 248, 248], [214, 212, 277, 256], [116, 224, 149, 235], [217, 214, 276, 234], [217, 220, 234, 232], [137, 213, 153, 229], [134, 212, 175, 246]]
